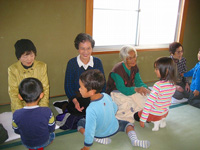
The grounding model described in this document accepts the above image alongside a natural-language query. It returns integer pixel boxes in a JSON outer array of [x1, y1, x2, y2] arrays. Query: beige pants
[[111, 91, 147, 123]]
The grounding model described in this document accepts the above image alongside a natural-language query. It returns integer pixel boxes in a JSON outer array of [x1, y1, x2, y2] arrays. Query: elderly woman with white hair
[[106, 45, 150, 123]]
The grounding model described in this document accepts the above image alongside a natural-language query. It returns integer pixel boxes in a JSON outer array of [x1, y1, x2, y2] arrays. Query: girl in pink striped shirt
[[134, 57, 176, 131]]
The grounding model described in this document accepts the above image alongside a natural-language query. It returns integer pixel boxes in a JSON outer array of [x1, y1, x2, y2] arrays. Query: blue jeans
[[77, 118, 133, 135], [23, 132, 55, 149], [117, 120, 133, 132]]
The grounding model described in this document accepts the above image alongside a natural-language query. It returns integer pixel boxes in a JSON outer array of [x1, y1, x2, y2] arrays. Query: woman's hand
[[193, 90, 199, 97], [135, 87, 150, 96], [73, 98, 84, 112], [140, 121, 145, 128]]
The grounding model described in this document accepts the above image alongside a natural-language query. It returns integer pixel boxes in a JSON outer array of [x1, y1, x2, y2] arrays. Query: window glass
[[139, 0, 180, 45], [93, 0, 139, 46], [92, 0, 182, 49]]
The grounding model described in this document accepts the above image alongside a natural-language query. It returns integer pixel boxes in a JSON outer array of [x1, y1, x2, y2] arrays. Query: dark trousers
[[188, 91, 200, 109], [66, 97, 90, 116], [173, 82, 190, 100]]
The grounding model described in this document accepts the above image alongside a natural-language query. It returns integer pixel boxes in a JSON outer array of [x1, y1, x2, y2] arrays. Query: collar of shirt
[[122, 62, 131, 76], [170, 55, 179, 63], [21, 62, 34, 69], [23, 105, 39, 109], [18, 60, 34, 74], [77, 55, 94, 70]]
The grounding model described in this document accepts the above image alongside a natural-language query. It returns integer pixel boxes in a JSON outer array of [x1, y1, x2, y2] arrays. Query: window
[[86, 0, 188, 52]]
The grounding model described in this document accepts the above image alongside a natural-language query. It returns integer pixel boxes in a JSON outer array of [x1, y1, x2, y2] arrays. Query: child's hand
[[73, 98, 84, 112], [193, 90, 199, 97], [140, 121, 145, 128], [81, 146, 90, 150], [180, 73, 184, 77], [185, 83, 190, 92]]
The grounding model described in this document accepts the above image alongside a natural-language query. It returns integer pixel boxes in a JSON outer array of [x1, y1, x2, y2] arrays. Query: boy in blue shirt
[[12, 77, 55, 150], [77, 69, 150, 150], [184, 49, 200, 108]]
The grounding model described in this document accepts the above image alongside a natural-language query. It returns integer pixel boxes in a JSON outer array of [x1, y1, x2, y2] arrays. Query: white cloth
[[0, 112, 20, 142], [77, 55, 94, 70], [111, 91, 147, 123]]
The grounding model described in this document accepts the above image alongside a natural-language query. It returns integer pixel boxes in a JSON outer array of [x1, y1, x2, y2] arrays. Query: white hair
[[119, 45, 137, 63]]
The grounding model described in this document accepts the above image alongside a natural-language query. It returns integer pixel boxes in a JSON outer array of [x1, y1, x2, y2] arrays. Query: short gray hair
[[119, 45, 137, 62]]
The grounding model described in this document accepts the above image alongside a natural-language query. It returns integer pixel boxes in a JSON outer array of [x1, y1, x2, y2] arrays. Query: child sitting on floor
[[134, 57, 176, 131], [12, 77, 55, 150], [77, 69, 150, 150], [184, 48, 200, 108]]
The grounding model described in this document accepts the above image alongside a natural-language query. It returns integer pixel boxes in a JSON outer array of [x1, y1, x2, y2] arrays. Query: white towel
[[0, 112, 20, 142]]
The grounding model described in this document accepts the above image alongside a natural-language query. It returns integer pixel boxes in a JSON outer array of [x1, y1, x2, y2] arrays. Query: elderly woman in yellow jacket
[[8, 39, 49, 113]]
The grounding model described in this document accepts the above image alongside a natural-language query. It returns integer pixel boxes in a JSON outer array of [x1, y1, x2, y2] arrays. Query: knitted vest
[[106, 62, 139, 95]]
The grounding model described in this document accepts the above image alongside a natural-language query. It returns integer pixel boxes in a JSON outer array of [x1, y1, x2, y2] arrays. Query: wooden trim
[[179, 0, 189, 44], [85, 0, 93, 36], [0, 102, 10, 106], [50, 94, 66, 98], [135, 48, 168, 52], [92, 51, 119, 55]]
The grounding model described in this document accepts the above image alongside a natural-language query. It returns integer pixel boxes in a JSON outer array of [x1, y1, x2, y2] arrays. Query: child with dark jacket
[[77, 69, 150, 150], [12, 77, 55, 150]]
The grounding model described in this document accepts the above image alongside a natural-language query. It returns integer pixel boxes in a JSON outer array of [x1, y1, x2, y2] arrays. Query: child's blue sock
[[128, 131, 150, 148], [94, 138, 112, 144]]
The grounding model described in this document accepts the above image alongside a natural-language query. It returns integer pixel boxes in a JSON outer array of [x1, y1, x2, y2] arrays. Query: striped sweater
[[140, 80, 176, 122]]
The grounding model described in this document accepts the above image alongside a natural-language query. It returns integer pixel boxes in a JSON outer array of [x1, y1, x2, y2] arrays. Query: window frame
[[86, 0, 189, 54]]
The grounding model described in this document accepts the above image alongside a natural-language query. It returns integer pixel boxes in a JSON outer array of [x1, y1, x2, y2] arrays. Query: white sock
[[94, 138, 112, 144], [77, 126, 84, 132], [128, 131, 150, 148], [160, 118, 166, 128], [152, 120, 161, 131]]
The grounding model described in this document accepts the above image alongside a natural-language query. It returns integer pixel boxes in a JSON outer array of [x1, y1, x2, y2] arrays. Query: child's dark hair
[[15, 39, 37, 60], [154, 57, 177, 84], [74, 33, 95, 50], [169, 42, 183, 55], [79, 69, 105, 93], [19, 78, 43, 103]]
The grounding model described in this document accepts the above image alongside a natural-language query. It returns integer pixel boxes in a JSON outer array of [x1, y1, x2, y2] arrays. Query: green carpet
[[1, 101, 200, 150]]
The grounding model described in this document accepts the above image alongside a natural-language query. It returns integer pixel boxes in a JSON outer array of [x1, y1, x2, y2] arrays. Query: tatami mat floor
[[1, 96, 200, 150]]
